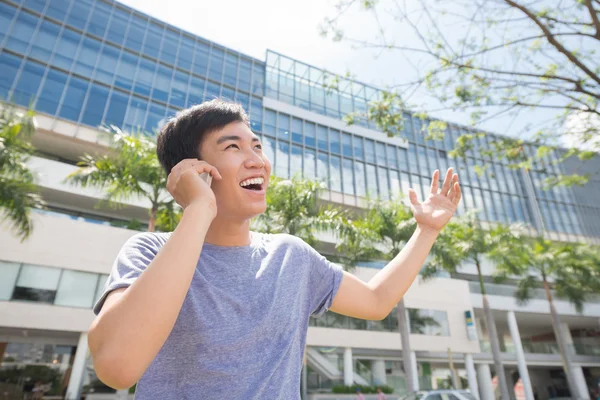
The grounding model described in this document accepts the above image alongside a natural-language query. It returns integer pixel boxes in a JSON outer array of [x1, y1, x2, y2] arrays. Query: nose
[[244, 149, 265, 169]]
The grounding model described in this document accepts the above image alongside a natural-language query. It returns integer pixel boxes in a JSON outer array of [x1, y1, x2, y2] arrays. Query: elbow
[[88, 325, 139, 390], [371, 309, 389, 321]]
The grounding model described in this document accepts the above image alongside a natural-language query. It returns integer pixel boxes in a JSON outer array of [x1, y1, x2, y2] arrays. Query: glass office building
[[1, 0, 598, 241]]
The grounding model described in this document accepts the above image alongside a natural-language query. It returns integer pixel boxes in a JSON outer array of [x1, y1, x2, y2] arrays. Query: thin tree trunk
[[397, 298, 415, 391], [543, 278, 582, 399], [148, 206, 157, 232], [477, 261, 510, 400]]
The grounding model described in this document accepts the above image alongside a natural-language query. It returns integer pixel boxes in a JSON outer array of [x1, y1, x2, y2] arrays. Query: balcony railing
[[468, 281, 600, 303], [479, 340, 600, 356]]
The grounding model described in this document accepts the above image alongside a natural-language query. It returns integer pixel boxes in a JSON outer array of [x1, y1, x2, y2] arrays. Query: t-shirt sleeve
[[93, 232, 165, 315], [305, 243, 344, 317]]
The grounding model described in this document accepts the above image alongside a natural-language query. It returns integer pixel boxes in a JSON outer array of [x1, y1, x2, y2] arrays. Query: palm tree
[[253, 175, 344, 245], [66, 126, 178, 232], [0, 106, 43, 240], [422, 213, 518, 400], [491, 236, 600, 399]]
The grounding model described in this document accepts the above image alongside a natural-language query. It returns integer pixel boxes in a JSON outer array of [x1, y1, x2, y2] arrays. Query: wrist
[[415, 224, 441, 237], [185, 198, 217, 220]]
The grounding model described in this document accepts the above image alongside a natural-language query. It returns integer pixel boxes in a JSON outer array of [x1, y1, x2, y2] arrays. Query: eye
[[254, 144, 263, 150], [226, 144, 240, 150]]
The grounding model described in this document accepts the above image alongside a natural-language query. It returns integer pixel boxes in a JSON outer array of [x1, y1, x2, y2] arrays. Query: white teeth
[[240, 177, 264, 187]]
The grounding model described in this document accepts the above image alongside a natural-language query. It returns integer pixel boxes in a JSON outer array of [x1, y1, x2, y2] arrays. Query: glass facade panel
[[6, 10, 38, 54], [291, 117, 302, 144], [37, 68, 67, 114], [104, 89, 128, 127], [366, 164, 378, 198], [96, 44, 120, 86], [30, 20, 60, 63], [317, 125, 328, 151], [208, 47, 224, 81], [330, 155, 342, 192], [88, 1, 111, 38], [55, 270, 98, 308], [52, 28, 82, 71], [106, 8, 129, 46], [13, 61, 44, 107], [377, 166, 389, 200], [0, 3, 17, 43], [0, 261, 20, 301], [365, 139, 375, 164], [13, 264, 61, 304], [277, 113, 290, 140], [409, 309, 450, 336], [113, 50, 137, 91], [67, 0, 92, 30], [355, 161, 366, 197], [317, 152, 329, 188], [59, 76, 88, 121], [81, 83, 109, 127], [276, 140, 289, 178], [304, 148, 316, 180], [342, 159, 354, 195], [291, 144, 303, 178], [304, 122, 316, 148]]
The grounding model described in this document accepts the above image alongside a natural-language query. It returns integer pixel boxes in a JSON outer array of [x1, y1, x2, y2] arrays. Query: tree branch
[[504, 0, 600, 86], [584, 0, 600, 38]]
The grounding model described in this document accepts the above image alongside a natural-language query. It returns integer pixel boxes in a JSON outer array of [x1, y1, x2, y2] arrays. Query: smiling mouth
[[239, 177, 265, 191]]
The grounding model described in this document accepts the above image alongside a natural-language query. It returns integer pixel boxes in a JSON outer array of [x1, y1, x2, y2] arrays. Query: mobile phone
[[199, 171, 212, 187]]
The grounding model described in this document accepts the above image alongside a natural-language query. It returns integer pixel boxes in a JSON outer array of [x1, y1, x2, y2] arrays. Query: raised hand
[[408, 168, 461, 232]]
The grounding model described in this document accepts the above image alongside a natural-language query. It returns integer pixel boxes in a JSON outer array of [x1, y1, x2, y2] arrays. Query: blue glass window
[[13, 61, 44, 107], [106, 9, 129, 46], [46, 0, 71, 22], [317, 126, 328, 151], [59, 76, 88, 121], [53, 28, 81, 70], [311, 85, 325, 114], [23, 0, 46, 13], [304, 148, 316, 180], [295, 78, 309, 110], [342, 133, 352, 157], [104, 90, 128, 128], [81, 84, 109, 127], [133, 58, 155, 97], [188, 76, 205, 105], [277, 113, 290, 140], [354, 161, 366, 197], [223, 53, 238, 87], [113, 51, 137, 91], [66, 0, 92, 30], [221, 86, 234, 101], [263, 136, 275, 167], [304, 122, 316, 148], [29, 20, 60, 63], [73, 37, 101, 78], [390, 169, 401, 198], [124, 96, 148, 133], [397, 148, 408, 171], [88, 1, 111, 39], [291, 144, 303, 178], [125, 15, 146, 53], [276, 141, 289, 178], [36, 68, 66, 114], [317, 152, 329, 188], [387, 145, 398, 169], [238, 59, 252, 93], [353, 136, 364, 160], [160, 30, 179, 64], [151, 65, 172, 103], [365, 139, 376, 164], [330, 155, 342, 192], [264, 109, 276, 136], [325, 91, 339, 119], [205, 81, 220, 100], [0, 3, 17, 43], [377, 166, 389, 200], [291, 118, 302, 144], [251, 64, 264, 96], [177, 36, 194, 71], [208, 47, 224, 81], [193, 42, 210, 77], [250, 97, 262, 132], [143, 23, 163, 59], [376, 142, 386, 165], [6, 10, 38, 54], [330, 129, 341, 154], [342, 159, 354, 195], [235, 91, 250, 111], [169, 71, 188, 108], [366, 164, 378, 198], [145, 103, 166, 133]]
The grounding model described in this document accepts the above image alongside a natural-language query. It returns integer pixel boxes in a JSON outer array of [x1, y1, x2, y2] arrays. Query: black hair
[[156, 99, 250, 174]]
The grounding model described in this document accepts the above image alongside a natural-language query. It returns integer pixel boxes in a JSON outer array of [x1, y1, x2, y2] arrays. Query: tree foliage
[[0, 106, 43, 240], [322, 0, 600, 186]]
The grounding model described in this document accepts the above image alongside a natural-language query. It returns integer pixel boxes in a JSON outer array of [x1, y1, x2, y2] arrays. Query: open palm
[[409, 168, 461, 232]]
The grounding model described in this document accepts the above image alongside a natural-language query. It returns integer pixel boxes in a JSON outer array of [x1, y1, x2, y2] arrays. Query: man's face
[[199, 121, 271, 220]]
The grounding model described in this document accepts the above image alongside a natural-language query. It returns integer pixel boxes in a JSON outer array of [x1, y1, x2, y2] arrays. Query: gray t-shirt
[[94, 231, 343, 399]]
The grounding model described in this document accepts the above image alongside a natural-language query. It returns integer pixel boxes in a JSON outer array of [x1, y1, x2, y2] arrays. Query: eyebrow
[[216, 135, 261, 145]]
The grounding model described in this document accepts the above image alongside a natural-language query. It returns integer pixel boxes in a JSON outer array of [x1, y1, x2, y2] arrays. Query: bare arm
[[88, 160, 221, 389], [330, 168, 461, 320]]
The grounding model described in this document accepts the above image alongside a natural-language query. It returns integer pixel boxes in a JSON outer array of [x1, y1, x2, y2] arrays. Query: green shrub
[[331, 384, 394, 394]]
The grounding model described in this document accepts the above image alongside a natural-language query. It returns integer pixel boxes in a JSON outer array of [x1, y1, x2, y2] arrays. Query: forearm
[[89, 202, 213, 386], [369, 226, 439, 314]]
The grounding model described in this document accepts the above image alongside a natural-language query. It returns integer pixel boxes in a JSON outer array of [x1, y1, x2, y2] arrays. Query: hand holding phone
[[166, 159, 221, 212]]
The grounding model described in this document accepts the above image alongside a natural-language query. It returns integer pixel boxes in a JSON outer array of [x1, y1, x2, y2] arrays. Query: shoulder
[[257, 232, 312, 252], [120, 231, 171, 254]]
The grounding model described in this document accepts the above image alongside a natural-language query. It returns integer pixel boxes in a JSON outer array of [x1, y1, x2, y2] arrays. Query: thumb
[[408, 188, 420, 206]]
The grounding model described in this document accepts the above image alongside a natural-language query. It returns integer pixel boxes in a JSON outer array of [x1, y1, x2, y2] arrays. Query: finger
[[440, 167, 453, 196], [429, 169, 440, 195], [408, 188, 420, 206], [447, 173, 458, 200], [190, 163, 222, 180], [172, 158, 200, 173], [452, 182, 462, 205]]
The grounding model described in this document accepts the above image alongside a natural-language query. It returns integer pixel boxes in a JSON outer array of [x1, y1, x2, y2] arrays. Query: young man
[[89, 100, 461, 399]]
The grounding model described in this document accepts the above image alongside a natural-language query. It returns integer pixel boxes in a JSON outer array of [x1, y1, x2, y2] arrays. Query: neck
[[204, 214, 252, 247]]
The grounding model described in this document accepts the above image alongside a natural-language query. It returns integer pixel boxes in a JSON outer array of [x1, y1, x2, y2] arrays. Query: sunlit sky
[[118, 0, 555, 138]]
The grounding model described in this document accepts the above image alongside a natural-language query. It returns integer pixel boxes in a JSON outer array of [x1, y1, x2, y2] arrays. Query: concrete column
[[65, 333, 88, 400], [465, 354, 479, 399], [476, 364, 495, 400], [410, 351, 420, 390], [507, 311, 535, 400], [115, 389, 129, 399], [372, 359, 387, 385], [344, 347, 353, 386], [572, 365, 590, 400], [561, 322, 576, 355]]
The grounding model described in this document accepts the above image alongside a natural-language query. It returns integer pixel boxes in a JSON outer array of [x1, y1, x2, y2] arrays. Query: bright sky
[[118, 0, 556, 138]]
